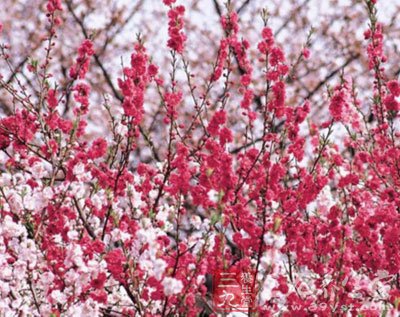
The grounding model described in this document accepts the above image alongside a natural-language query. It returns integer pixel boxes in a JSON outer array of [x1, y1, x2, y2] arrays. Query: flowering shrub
[[0, 0, 399, 316]]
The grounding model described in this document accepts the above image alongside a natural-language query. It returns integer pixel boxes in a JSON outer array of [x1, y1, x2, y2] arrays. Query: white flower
[[70, 182, 86, 199], [260, 250, 274, 269], [40, 271, 54, 286], [240, 229, 250, 239], [190, 215, 202, 230], [115, 122, 128, 136], [51, 290, 67, 304], [149, 189, 158, 200], [162, 277, 183, 296], [156, 206, 170, 222], [67, 230, 79, 241], [0, 173, 11, 186], [196, 275, 205, 285], [53, 234, 63, 244], [13, 260, 27, 279], [111, 228, 131, 243], [64, 245, 84, 268], [91, 191, 105, 210], [43, 187, 54, 199], [23, 195, 35, 211], [0, 280, 10, 297], [259, 275, 278, 305], [31, 162, 47, 179], [8, 193, 23, 211], [153, 258, 167, 281], [207, 189, 219, 203], [2, 216, 25, 238], [139, 216, 154, 229], [127, 184, 143, 208], [271, 200, 280, 209], [275, 235, 286, 249], [12, 173, 25, 185], [11, 298, 23, 309], [0, 266, 12, 280], [263, 232, 286, 249], [316, 185, 335, 216], [263, 232, 275, 246], [81, 298, 100, 316], [201, 218, 210, 231], [73, 163, 85, 176]]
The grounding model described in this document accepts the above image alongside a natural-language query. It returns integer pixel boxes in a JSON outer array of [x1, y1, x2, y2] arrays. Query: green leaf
[[211, 212, 221, 225]]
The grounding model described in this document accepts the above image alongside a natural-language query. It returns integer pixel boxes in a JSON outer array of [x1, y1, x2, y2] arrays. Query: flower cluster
[[165, 2, 186, 54], [46, 0, 62, 13], [0, 0, 399, 316], [69, 39, 95, 80], [118, 43, 153, 126]]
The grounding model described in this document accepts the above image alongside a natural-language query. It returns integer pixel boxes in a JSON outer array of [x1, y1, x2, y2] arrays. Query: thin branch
[[305, 53, 360, 100]]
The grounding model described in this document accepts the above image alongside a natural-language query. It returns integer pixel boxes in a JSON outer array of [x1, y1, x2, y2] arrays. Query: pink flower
[[302, 48, 310, 59], [73, 83, 91, 114], [261, 27, 274, 48], [47, 0, 62, 13], [164, 91, 182, 120], [47, 89, 58, 110], [91, 272, 107, 289], [105, 249, 126, 282], [387, 80, 400, 96], [162, 277, 183, 296], [166, 5, 186, 53], [88, 138, 108, 159], [70, 39, 94, 79], [163, 0, 176, 5]]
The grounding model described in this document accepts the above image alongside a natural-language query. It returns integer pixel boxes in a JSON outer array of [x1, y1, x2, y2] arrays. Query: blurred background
[[1, 0, 399, 161]]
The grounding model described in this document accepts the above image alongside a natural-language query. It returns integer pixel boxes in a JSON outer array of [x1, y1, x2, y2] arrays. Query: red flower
[[105, 249, 126, 282], [47, 0, 62, 13], [70, 39, 94, 79], [166, 5, 186, 53], [91, 272, 107, 289], [88, 138, 108, 159], [47, 89, 58, 110]]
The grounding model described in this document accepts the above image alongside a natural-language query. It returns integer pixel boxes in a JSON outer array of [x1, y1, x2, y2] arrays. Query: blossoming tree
[[0, 0, 399, 316]]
